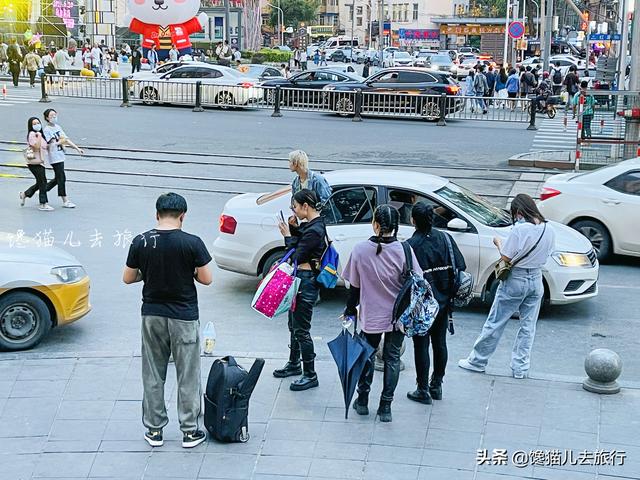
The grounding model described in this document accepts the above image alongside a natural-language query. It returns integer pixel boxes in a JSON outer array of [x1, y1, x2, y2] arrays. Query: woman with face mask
[[342, 205, 421, 423], [459, 194, 555, 379], [274, 189, 327, 391], [20, 117, 53, 211], [42, 108, 84, 208]]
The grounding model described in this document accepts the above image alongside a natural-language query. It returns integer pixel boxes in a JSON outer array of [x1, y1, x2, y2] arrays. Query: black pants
[[9, 63, 20, 86], [46, 162, 66, 197], [358, 329, 404, 402], [28, 70, 36, 86], [287, 271, 319, 367], [24, 164, 48, 204], [412, 307, 449, 388], [131, 62, 141, 73]]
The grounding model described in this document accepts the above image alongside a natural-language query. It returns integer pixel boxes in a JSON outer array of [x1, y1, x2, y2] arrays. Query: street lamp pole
[[350, 3, 355, 62], [267, 2, 284, 46], [503, 0, 511, 66]]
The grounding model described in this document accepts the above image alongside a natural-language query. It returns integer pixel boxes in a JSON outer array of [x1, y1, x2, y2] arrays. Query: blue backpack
[[316, 234, 339, 289]]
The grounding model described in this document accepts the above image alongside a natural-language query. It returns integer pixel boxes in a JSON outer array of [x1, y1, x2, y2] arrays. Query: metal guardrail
[[39, 74, 537, 129], [43, 75, 123, 101], [575, 90, 640, 168]]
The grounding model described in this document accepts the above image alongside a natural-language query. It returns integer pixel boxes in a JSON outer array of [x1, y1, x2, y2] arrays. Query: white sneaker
[[458, 358, 486, 373], [19, 192, 26, 207], [512, 371, 527, 379], [62, 201, 76, 208], [38, 204, 54, 211]]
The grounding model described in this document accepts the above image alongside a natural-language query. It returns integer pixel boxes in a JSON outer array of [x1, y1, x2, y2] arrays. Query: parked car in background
[[384, 51, 414, 67], [422, 53, 458, 76], [212, 169, 598, 307], [129, 64, 262, 107], [538, 159, 640, 261], [413, 51, 432, 67], [0, 233, 91, 351], [323, 67, 462, 120], [329, 49, 349, 62], [261, 69, 364, 106]]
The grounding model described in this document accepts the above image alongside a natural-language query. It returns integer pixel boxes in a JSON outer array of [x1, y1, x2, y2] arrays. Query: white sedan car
[[213, 170, 599, 306], [129, 64, 262, 107], [538, 158, 640, 261]]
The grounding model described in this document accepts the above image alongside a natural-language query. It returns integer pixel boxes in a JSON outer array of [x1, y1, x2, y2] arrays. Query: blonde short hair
[[288, 150, 309, 170]]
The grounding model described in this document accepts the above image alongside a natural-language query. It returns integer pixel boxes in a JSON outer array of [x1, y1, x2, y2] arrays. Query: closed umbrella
[[327, 319, 375, 419]]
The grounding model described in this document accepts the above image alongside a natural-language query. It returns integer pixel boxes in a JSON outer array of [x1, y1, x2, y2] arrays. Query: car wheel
[[334, 96, 355, 117], [216, 91, 235, 109], [420, 101, 441, 121], [264, 89, 275, 105], [571, 220, 612, 261], [0, 292, 52, 351], [141, 87, 158, 105], [260, 250, 286, 278]]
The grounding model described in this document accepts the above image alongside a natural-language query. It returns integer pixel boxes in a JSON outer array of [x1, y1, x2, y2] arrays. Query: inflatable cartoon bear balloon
[[125, 0, 208, 61]]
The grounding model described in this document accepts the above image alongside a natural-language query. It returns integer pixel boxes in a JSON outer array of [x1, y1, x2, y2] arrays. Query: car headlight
[[552, 252, 591, 268], [51, 266, 87, 283]]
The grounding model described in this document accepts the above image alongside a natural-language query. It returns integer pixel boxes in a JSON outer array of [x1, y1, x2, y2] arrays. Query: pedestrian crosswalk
[[0, 86, 42, 107], [530, 112, 578, 152]]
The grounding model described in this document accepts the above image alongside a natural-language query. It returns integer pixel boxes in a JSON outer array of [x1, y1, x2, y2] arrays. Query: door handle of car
[[334, 234, 347, 241], [602, 198, 621, 205]]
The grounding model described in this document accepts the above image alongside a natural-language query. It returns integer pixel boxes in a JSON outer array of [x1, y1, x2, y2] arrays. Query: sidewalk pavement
[[1, 353, 639, 480]]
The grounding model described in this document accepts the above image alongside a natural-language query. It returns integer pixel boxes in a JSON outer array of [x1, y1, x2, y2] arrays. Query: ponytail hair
[[411, 201, 433, 234], [373, 204, 399, 255], [292, 189, 322, 211]]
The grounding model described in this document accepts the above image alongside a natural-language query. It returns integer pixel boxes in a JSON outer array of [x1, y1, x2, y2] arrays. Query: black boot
[[273, 361, 302, 378], [290, 361, 318, 391], [377, 399, 392, 423], [429, 377, 443, 401], [352, 392, 369, 416], [407, 387, 432, 405]]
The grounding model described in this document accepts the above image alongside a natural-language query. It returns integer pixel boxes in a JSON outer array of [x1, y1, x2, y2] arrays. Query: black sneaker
[[182, 429, 206, 448], [144, 429, 163, 447]]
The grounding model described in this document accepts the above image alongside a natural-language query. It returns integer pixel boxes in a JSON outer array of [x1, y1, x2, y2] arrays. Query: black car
[[322, 67, 463, 120], [329, 49, 349, 62], [261, 69, 364, 106]]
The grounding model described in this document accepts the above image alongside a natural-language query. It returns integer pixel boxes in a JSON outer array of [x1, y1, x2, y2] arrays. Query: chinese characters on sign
[[440, 25, 506, 35], [398, 29, 440, 40], [53, 0, 75, 29], [7, 230, 142, 249], [476, 449, 626, 468]]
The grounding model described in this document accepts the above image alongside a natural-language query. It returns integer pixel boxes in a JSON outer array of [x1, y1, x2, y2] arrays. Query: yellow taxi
[[0, 233, 91, 351]]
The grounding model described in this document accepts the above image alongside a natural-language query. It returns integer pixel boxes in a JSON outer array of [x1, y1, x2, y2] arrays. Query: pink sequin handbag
[[252, 249, 299, 319]]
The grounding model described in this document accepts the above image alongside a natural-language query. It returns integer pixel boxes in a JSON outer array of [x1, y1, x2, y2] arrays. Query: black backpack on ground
[[204, 356, 265, 443]]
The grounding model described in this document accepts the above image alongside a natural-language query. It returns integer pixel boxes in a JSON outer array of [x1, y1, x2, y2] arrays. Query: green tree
[[268, 0, 320, 30]]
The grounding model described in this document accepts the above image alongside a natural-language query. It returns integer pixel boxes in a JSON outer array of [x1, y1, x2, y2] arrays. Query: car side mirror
[[447, 218, 470, 232]]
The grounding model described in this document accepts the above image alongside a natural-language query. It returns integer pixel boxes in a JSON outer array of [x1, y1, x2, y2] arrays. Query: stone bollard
[[582, 348, 622, 394]]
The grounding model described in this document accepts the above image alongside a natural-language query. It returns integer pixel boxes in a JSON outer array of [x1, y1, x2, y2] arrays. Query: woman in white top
[[20, 117, 53, 211], [42, 108, 84, 208], [459, 194, 555, 379]]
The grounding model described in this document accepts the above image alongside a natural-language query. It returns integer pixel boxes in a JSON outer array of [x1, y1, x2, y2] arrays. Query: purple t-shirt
[[342, 240, 421, 334]]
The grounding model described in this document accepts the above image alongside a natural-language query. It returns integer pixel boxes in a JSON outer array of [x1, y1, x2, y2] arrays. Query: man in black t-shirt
[[123, 192, 212, 449]]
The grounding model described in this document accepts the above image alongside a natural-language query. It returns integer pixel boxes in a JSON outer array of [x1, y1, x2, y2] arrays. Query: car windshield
[[240, 65, 266, 77], [395, 52, 411, 59], [436, 183, 512, 227], [462, 58, 478, 65]]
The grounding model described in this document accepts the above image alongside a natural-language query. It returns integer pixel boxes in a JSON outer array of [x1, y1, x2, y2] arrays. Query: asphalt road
[[1, 95, 638, 386]]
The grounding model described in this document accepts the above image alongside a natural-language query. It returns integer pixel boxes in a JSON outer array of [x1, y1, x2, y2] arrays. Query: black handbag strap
[[511, 222, 547, 268], [400, 241, 413, 275]]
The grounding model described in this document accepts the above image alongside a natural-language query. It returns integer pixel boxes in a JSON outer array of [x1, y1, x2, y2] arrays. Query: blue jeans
[[467, 267, 544, 375]]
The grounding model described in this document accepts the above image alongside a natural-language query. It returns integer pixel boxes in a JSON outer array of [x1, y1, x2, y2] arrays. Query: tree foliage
[[268, 0, 320, 29], [469, 0, 507, 17]]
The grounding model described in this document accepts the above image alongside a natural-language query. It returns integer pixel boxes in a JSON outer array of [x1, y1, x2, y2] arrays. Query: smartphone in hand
[[279, 210, 286, 224]]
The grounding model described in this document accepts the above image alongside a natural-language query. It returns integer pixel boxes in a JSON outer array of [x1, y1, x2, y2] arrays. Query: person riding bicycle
[[532, 72, 552, 113]]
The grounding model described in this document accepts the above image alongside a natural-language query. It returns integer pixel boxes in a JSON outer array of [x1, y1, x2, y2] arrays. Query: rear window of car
[[257, 186, 292, 205], [431, 55, 452, 64], [395, 52, 411, 59]]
